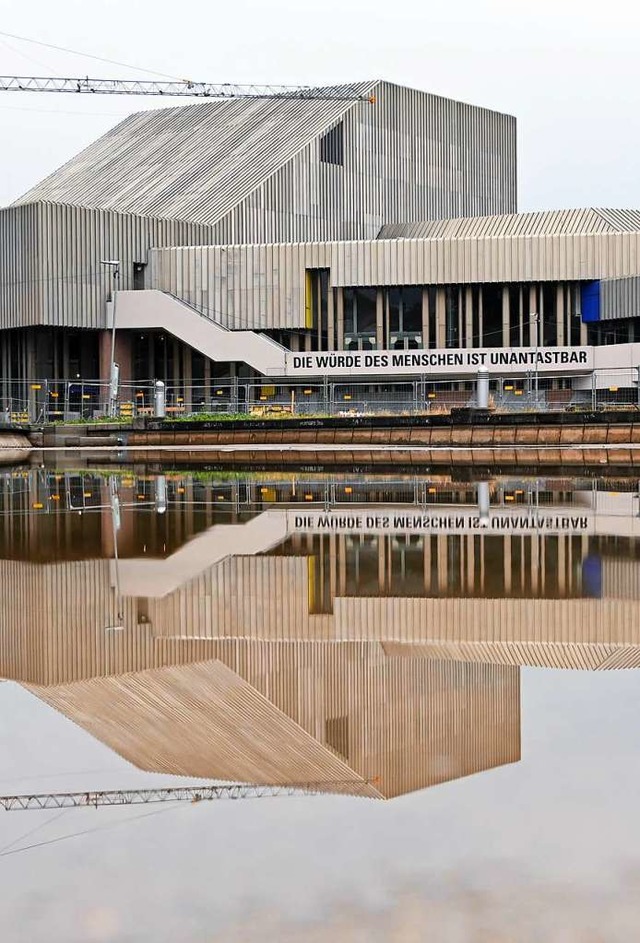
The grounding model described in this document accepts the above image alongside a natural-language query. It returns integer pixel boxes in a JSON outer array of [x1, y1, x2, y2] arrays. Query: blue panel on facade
[[582, 554, 603, 598], [581, 280, 601, 322]]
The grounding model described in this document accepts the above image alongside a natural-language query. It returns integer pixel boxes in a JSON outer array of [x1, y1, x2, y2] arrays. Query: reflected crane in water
[[0, 781, 376, 811]]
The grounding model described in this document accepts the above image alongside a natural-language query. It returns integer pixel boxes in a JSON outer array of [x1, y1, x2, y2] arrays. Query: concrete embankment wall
[[125, 418, 640, 466], [122, 445, 639, 468], [33, 414, 640, 467], [127, 422, 640, 449]]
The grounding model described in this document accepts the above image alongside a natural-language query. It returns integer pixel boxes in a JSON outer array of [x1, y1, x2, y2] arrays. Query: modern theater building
[[3, 78, 640, 407]]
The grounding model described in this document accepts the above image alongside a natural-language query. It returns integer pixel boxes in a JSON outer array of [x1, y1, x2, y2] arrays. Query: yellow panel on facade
[[307, 556, 316, 613], [304, 271, 313, 329]]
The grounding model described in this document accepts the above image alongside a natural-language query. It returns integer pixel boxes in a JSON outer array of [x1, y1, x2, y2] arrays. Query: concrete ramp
[[115, 290, 287, 376], [114, 509, 289, 598]]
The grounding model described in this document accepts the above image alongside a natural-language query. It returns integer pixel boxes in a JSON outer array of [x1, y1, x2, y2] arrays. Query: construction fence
[[3, 370, 640, 425]]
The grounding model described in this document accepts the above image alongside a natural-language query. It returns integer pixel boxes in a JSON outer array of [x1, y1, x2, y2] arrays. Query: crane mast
[[0, 76, 373, 101]]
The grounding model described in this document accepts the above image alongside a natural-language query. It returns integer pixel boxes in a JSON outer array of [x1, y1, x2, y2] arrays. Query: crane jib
[[0, 76, 374, 102]]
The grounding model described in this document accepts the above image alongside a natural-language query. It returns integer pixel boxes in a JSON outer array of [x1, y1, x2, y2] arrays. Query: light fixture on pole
[[532, 311, 540, 406], [100, 259, 121, 418], [105, 475, 124, 632]]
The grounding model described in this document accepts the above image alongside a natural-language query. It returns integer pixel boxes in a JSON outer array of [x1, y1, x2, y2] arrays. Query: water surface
[[2, 467, 640, 941]]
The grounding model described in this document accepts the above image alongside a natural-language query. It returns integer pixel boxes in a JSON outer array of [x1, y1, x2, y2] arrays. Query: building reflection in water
[[2, 468, 640, 798]]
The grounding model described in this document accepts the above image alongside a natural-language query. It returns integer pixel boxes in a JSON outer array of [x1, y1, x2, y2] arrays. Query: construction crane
[[0, 780, 376, 811], [0, 76, 374, 102]]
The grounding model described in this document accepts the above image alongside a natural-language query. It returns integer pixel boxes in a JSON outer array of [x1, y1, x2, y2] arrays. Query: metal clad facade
[[2, 81, 516, 332], [26, 645, 520, 799], [0, 203, 218, 329], [148, 220, 640, 331], [14, 82, 516, 239], [600, 275, 640, 321]]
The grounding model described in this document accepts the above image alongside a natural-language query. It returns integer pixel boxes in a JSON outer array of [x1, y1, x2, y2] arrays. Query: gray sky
[[1, 0, 640, 210]]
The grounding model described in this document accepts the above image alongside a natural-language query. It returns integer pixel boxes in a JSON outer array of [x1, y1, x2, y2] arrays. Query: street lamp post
[[105, 475, 124, 632], [532, 311, 540, 407], [100, 259, 120, 417]]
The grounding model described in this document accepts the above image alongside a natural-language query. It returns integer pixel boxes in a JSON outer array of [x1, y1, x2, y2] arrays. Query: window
[[445, 287, 459, 348], [320, 122, 344, 166], [344, 287, 377, 335], [326, 716, 349, 760], [387, 287, 423, 345]]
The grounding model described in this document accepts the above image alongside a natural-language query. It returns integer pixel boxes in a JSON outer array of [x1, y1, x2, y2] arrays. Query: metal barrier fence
[[2, 369, 640, 424], [0, 469, 604, 519]]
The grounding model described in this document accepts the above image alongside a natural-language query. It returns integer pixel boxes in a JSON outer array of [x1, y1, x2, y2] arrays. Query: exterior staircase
[[115, 290, 288, 376]]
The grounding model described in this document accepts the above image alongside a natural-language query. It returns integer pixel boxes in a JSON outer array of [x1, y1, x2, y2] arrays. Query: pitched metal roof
[[378, 208, 640, 239], [14, 81, 377, 226]]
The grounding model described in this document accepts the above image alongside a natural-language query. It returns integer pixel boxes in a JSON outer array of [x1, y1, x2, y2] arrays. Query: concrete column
[[502, 286, 510, 346], [478, 288, 484, 346], [336, 288, 344, 351], [466, 535, 475, 592], [423, 536, 432, 592], [558, 536, 566, 595], [529, 285, 538, 346], [378, 536, 386, 593], [172, 340, 181, 391], [531, 535, 539, 593], [204, 356, 211, 406], [99, 331, 133, 387], [580, 318, 588, 344], [518, 285, 524, 346], [465, 287, 473, 348], [327, 287, 335, 351], [338, 535, 347, 595], [421, 288, 429, 349], [329, 535, 337, 607], [556, 285, 565, 347], [376, 289, 384, 350], [182, 346, 192, 412], [503, 536, 512, 594], [147, 334, 155, 383], [436, 288, 446, 348], [437, 535, 447, 592]]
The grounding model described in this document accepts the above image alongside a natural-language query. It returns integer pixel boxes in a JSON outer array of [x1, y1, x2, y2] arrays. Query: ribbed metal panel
[[378, 207, 640, 239], [334, 596, 640, 649], [382, 640, 640, 671], [150, 556, 319, 640], [149, 226, 640, 331], [14, 85, 376, 226], [13, 81, 515, 239], [0, 203, 219, 329], [601, 557, 640, 599], [27, 644, 520, 798], [30, 658, 378, 796], [600, 274, 640, 322], [2, 81, 517, 332], [0, 559, 154, 685]]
